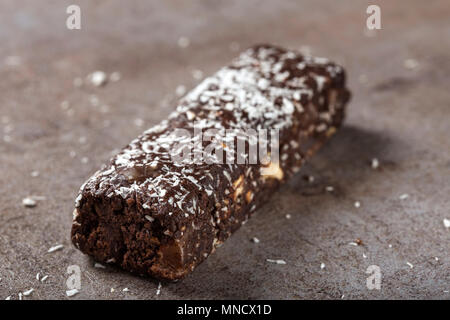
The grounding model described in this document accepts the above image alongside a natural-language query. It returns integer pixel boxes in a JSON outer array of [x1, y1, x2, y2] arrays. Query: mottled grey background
[[0, 0, 448, 300]]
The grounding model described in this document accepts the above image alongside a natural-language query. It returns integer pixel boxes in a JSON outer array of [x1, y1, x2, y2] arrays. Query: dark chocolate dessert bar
[[71, 44, 350, 280]]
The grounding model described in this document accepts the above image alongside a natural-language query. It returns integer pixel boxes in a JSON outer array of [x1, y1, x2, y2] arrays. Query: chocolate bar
[[71, 44, 350, 280]]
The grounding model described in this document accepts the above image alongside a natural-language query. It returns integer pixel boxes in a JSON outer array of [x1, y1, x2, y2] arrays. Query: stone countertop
[[0, 0, 448, 299]]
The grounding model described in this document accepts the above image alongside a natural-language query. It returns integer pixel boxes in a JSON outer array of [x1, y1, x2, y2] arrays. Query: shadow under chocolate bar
[[71, 44, 351, 280]]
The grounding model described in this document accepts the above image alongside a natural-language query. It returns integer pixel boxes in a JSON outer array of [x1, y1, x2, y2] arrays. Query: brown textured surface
[[0, 0, 449, 299]]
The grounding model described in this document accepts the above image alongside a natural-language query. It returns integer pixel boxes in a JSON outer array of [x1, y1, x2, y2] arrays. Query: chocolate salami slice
[[71, 44, 350, 280]]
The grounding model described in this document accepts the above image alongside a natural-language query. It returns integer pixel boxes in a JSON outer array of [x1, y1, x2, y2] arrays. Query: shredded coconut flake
[[22, 288, 34, 296], [47, 244, 64, 253], [156, 282, 162, 295], [371, 158, 379, 169], [251, 237, 260, 244], [66, 289, 79, 297], [22, 197, 37, 208], [88, 71, 108, 87], [266, 259, 286, 265]]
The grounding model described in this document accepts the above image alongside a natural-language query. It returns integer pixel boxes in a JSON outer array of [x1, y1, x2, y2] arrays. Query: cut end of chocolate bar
[[72, 188, 215, 280]]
